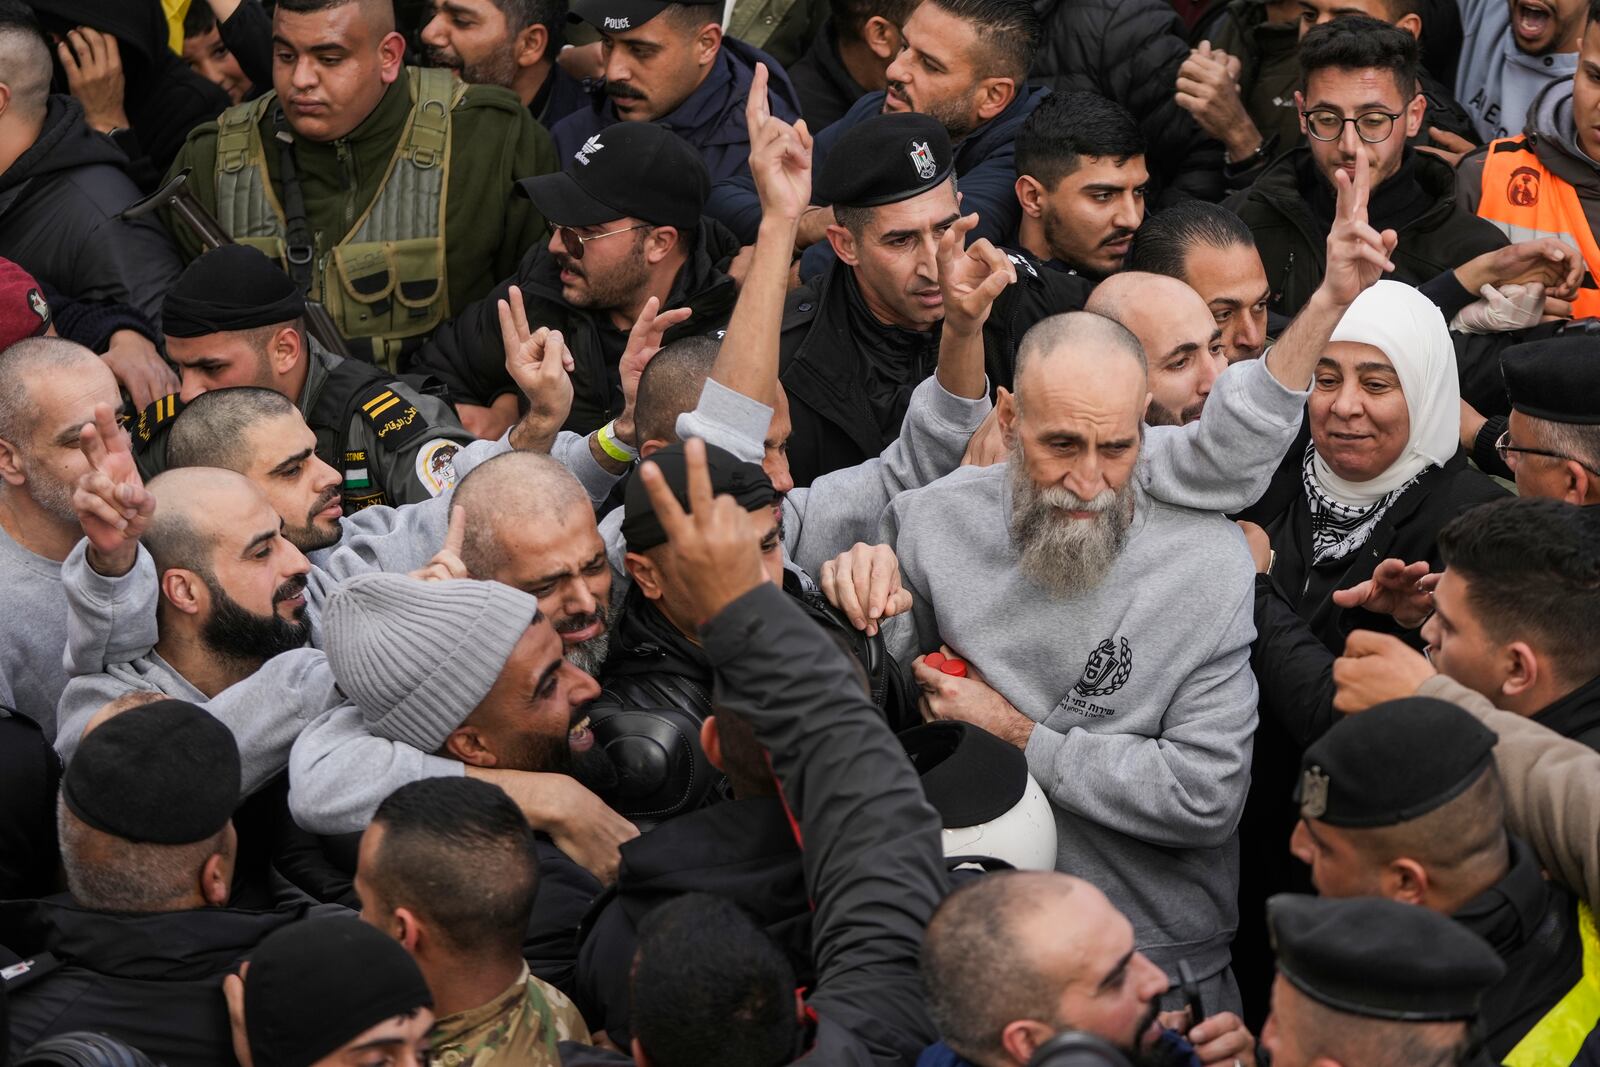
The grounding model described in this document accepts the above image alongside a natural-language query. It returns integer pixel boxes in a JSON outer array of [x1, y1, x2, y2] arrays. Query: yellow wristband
[[596, 420, 637, 463]]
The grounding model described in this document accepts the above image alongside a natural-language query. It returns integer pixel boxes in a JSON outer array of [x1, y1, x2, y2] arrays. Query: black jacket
[[0, 898, 309, 1066], [574, 796, 810, 1044], [1459, 835, 1596, 1062], [1027, 0, 1224, 204], [0, 96, 183, 330], [778, 251, 1090, 485], [1237, 422, 1509, 656], [560, 582, 948, 1066], [1229, 147, 1507, 316], [0, 713, 60, 903], [407, 220, 740, 432], [788, 19, 869, 133], [32, 0, 231, 186]]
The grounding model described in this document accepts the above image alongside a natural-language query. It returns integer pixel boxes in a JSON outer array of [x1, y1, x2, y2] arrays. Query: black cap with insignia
[[815, 112, 954, 208], [568, 0, 670, 33], [1295, 697, 1496, 827], [1268, 893, 1505, 1021], [1502, 336, 1600, 426], [62, 699, 241, 845]]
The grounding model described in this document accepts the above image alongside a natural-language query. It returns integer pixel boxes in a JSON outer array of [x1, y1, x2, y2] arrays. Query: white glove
[[1450, 282, 1546, 334]]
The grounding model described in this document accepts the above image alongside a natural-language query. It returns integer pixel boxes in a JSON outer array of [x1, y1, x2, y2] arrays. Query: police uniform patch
[[343, 450, 371, 490], [415, 438, 460, 497], [354, 381, 429, 449]]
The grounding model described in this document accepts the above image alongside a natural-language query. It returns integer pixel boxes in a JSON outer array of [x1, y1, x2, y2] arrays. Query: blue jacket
[[707, 84, 1050, 280], [549, 37, 801, 179], [916, 1030, 1203, 1067]]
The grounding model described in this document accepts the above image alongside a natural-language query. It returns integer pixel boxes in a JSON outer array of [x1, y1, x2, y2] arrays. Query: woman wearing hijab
[[1237, 279, 1507, 654]]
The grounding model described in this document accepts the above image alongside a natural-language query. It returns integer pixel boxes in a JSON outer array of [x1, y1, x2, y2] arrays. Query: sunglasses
[[557, 223, 650, 261]]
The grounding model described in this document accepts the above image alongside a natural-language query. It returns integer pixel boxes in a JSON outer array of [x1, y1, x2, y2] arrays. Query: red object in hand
[[923, 651, 968, 678]]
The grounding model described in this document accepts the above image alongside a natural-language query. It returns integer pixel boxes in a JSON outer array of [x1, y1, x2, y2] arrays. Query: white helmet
[[901, 721, 1059, 872]]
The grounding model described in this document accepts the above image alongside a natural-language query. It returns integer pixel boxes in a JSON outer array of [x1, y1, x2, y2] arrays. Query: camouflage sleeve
[[348, 384, 476, 510]]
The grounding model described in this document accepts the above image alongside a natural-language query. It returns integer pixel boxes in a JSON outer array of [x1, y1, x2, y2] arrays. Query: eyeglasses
[[1495, 429, 1600, 477], [1301, 108, 1402, 143], [556, 223, 650, 261]]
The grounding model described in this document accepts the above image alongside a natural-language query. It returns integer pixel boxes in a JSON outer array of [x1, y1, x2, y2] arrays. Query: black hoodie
[[32, 0, 231, 186], [0, 95, 183, 327]]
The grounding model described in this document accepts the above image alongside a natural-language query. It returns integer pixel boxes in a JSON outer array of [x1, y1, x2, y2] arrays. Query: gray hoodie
[[879, 355, 1309, 984], [1456, 0, 1578, 142]]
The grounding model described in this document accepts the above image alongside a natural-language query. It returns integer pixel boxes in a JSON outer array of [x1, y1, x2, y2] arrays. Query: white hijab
[[1313, 280, 1461, 506]]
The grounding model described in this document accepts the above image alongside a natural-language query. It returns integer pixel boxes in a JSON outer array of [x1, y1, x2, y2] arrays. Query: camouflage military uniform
[[429, 965, 590, 1066]]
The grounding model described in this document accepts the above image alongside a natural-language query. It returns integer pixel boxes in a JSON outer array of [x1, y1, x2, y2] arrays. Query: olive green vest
[[211, 67, 465, 371]]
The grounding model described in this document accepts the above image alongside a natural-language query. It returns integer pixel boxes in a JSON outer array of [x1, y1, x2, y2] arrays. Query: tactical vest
[[211, 67, 465, 372], [1503, 901, 1600, 1066], [1476, 137, 1600, 318]]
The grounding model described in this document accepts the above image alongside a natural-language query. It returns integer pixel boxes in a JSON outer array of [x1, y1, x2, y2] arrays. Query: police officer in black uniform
[[1261, 892, 1506, 1067], [1290, 697, 1600, 1063], [135, 246, 474, 510], [777, 111, 1091, 486]]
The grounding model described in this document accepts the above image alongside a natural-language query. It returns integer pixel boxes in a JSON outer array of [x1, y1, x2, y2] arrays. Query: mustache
[[886, 80, 908, 99], [555, 607, 607, 635], [424, 47, 461, 69], [1036, 485, 1119, 513], [556, 254, 585, 278], [273, 574, 308, 605], [307, 486, 341, 521], [1099, 228, 1137, 248], [606, 80, 647, 101]]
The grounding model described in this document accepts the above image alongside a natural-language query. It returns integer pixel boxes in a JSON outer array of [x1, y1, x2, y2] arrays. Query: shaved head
[[1013, 312, 1146, 413], [168, 388, 302, 472], [275, 0, 397, 32], [0, 3, 52, 122], [144, 467, 266, 574], [0, 337, 107, 443], [635, 337, 720, 447], [1086, 274, 1222, 426], [1085, 272, 1210, 346], [453, 452, 593, 580]]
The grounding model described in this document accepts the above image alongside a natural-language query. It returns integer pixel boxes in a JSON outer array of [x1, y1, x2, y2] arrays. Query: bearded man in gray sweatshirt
[[884, 153, 1404, 1014]]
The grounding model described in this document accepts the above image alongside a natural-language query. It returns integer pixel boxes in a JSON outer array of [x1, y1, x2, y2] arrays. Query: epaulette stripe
[[367, 395, 403, 418], [361, 389, 397, 413]]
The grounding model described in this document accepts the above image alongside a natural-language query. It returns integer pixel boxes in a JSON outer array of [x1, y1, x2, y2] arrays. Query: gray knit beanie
[[322, 573, 539, 752]]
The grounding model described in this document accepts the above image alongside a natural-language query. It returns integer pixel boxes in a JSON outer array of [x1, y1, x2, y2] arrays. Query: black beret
[[1296, 698, 1496, 828], [163, 245, 306, 339], [1268, 894, 1505, 1021], [1502, 336, 1600, 425], [245, 918, 433, 1067], [815, 112, 954, 209], [62, 699, 241, 844], [901, 721, 1028, 827], [621, 441, 776, 552]]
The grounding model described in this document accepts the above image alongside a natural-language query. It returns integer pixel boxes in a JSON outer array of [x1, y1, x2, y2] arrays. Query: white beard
[[1006, 443, 1134, 598]]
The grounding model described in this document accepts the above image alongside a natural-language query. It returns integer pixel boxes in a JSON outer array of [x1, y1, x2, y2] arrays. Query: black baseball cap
[[516, 122, 710, 230], [569, 0, 672, 32]]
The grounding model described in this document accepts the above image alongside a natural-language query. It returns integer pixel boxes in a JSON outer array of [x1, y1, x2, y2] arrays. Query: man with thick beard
[[882, 311, 1258, 1018]]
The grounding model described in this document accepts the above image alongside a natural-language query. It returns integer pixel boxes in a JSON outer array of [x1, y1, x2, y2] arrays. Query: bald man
[[881, 311, 1259, 1011], [920, 871, 1254, 1066], [1086, 272, 1226, 427]]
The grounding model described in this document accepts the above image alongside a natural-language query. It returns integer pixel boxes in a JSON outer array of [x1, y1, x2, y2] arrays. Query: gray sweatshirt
[[1457, 0, 1578, 142], [882, 469, 1257, 983], [0, 525, 69, 737], [878, 356, 1308, 982]]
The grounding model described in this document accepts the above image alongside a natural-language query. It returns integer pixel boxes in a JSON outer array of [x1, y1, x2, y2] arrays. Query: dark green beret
[[1296, 698, 1496, 827], [1268, 893, 1505, 1021]]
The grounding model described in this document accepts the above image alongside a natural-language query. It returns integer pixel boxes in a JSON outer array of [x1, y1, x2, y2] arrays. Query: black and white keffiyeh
[[1301, 443, 1420, 563]]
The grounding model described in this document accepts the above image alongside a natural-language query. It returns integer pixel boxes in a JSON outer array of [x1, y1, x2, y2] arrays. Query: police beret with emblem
[[815, 112, 954, 209], [62, 699, 241, 845], [1502, 336, 1600, 426], [1267, 893, 1505, 1021], [568, 0, 671, 33], [1295, 697, 1495, 828]]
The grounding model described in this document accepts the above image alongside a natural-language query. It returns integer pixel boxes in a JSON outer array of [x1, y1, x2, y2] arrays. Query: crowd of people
[[2, 0, 1600, 1063]]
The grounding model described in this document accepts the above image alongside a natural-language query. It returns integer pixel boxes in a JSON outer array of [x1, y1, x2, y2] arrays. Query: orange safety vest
[[1476, 136, 1600, 318]]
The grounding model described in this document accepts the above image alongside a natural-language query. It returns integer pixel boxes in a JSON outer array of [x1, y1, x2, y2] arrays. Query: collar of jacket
[[804, 18, 868, 102], [0, 897, 311, 981], [0, 95, 128, 201], [601, 582, 714, 683], [1250, 146, 1458, 236], [611, 796, 804, 926], [1451, 834, 1565, 957], [1532, 670, 1600, 747], [955, 83, 1046, 172], [1302, 147, 1430, 232], [281, 75, 412, 183]]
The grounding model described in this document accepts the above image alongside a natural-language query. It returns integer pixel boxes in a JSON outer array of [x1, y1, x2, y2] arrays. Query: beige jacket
[[1419, 674, 1600, 911]]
